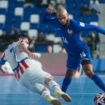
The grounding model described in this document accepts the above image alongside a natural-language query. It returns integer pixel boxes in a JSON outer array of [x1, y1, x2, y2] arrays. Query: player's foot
[[54, 90, 71, 102], [44, 95, 61, 105], [51, 98, 61, 105]]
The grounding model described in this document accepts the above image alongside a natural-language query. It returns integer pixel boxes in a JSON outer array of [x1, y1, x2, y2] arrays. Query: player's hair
[[10, 34, 29, 43], [10, 35, 19, 42], [18, 34, 29, 40], [57, 7, 67, 16], [1, 34, 29, 51]]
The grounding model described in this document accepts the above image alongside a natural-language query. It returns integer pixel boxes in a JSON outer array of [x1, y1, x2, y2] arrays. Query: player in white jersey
[[0, 35, 71, 105]]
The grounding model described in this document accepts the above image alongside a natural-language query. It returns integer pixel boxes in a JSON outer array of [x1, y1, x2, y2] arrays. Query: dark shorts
[[67, 49, 91, 70]]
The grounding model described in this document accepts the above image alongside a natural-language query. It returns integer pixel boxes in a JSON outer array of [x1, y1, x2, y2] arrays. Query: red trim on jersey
[[21, 61, 29, 69], [15, 60, 29, 80], [25, 40, 28, 44], [20, 40, 23, 44], [18, 64, 24, 74], [1, 53, 5, 59], [19, 40, 23, 47], [17, 68, 20, 79]]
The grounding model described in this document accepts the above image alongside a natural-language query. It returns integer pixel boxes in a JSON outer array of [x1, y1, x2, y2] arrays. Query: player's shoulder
[[69, 19, 80, 28], [6, 41, 18, 51], [70, 19, 79, 25], [70, 19, 86, 27]]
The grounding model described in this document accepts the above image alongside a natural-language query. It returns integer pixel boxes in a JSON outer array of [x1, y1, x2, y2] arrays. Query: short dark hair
[[18, 34, 29, 39]]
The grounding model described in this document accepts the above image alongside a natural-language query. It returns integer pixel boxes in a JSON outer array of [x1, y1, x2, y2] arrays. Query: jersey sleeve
[[73, 20, 105, 35], [42, 12, 56, 25], [0, 53, 6, 65]]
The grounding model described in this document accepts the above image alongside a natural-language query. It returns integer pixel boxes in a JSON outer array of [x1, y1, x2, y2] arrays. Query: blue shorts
[[66, 47, 91, 70]]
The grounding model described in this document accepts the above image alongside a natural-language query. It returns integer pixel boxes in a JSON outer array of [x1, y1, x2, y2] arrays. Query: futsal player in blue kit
[[42, 7, 105, 92]]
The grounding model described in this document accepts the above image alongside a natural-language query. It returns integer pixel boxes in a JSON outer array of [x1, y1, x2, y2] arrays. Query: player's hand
[[34, 53, 41, 58], [1, 66, 8, 73], [28, 52, 35, 59], [46, 7, 56, 14]]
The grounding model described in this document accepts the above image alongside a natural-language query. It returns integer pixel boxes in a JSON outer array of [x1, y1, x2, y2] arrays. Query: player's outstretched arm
[[82, 23, 105, 35], [19, 44, 35, 59], [1, 66, 8, 73], [42, 7, 57, 25], [74, 20, 105, 35], [46, 7, 57, 14]]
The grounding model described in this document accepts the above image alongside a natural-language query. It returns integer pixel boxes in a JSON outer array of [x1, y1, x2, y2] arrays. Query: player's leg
[[81, 60, 94, 78], [62, 70, 75, 92], [19, 69, 61, 105], [34, 83, 61, 105], [62, 55, 80, 92], [40, 71, 71, 102], [44, 75, 71, 102], [82, 61, 105, 92], [27, 59, 71, 102], [81, 46, 105, 92], [20, 76, 61, 105]]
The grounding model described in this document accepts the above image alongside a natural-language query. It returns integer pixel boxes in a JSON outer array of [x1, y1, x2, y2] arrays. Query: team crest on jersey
[[67, 29, 73, 35]]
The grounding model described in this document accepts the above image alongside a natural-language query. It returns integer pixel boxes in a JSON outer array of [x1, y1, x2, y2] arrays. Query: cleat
[[61, 93, 71, 102], [54, 90, 72, 102], [51, 98, 61, 105], [44, 95, 61, 105]]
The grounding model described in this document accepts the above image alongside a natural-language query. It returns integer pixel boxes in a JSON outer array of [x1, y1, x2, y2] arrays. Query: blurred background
[[0, 0, 105, 74]]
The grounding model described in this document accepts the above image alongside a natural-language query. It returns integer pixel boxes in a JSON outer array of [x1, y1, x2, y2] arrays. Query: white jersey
[[1, 42, 18, 71], [1, 39, 51, 94], [1, 39, 29, 71], [15, 39, 29, 62]]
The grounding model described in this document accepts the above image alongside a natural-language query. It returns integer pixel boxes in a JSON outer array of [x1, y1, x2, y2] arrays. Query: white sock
[[48, 80, 61, 91], [42, 89, 50, 97]]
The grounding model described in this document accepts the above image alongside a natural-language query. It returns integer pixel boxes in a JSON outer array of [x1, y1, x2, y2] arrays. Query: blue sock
[[91, 74, 105, 92], [62, 77, 72, 92]]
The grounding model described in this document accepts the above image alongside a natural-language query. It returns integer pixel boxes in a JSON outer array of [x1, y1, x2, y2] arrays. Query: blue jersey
[[43, 13, 105, 70], [43, 13, 105, 56]]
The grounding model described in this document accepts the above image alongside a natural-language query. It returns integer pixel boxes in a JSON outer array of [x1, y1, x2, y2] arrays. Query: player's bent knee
[[84, 70, 94, 78], [82, 62, 94, 78], [44, 76, 53, 85], [43, 87, 48, 91]]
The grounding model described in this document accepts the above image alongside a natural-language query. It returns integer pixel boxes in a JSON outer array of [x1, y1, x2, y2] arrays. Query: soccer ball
[[94, 93, 105, 105]]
